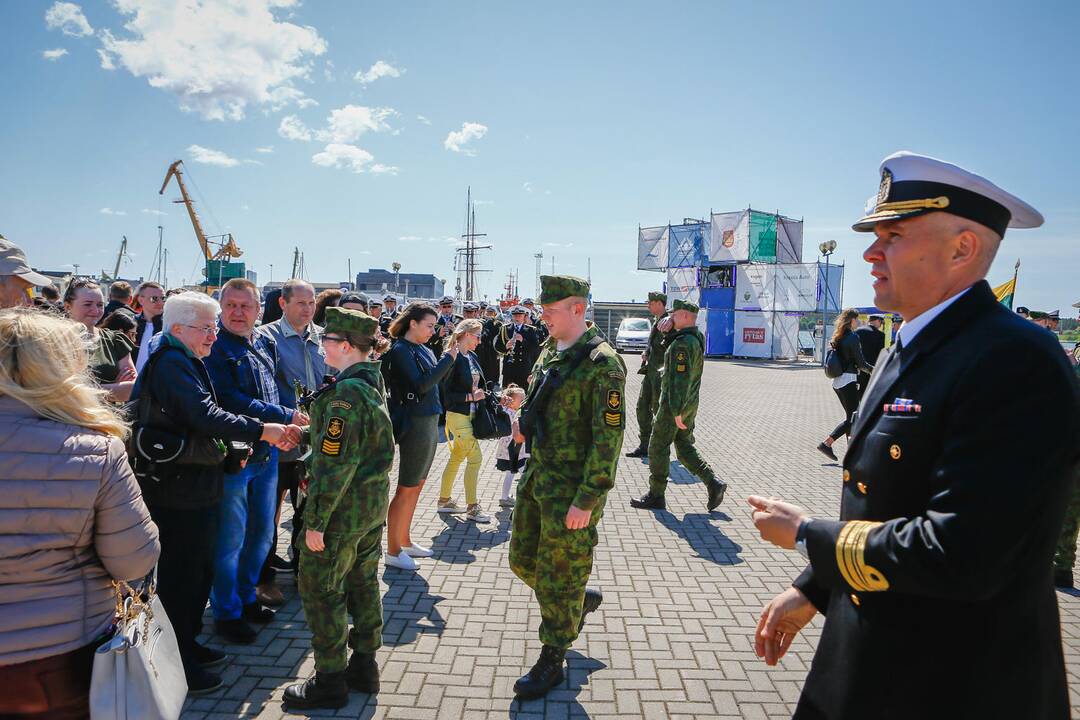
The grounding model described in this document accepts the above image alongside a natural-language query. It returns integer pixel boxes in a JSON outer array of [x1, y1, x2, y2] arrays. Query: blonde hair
[[502, 383, 526, 400], [0, 308, 128, 439], [445, 318, 483, 352]]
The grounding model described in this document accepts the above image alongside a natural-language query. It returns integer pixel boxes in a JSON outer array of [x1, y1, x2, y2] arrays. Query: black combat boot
[[344, 651, 380, 694], [282, 671, 349, 710], [706, 479, 727, 511], [629, 492, 665, 510], [577, 588, 603, 632], [513, 645, 565, 699], [625, 445, 648, 458], [1054, 569, 1074, 589]]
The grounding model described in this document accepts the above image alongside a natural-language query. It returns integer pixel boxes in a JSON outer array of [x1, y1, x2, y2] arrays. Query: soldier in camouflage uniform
[[509, 275, 626, 699], [626, 290, 674, 458], [631, 299, 726, 512], [283, 307, 395, 710], [1053, 357, 1080, 588]]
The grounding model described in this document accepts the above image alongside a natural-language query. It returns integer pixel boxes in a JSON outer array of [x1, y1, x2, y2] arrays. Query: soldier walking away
[[630, 300, 726, 511], [626, 291, 674, 458], [495, 305, 542, 389], [509, 275, 626, 700], [748, 151, 1078, 719], [283, 308, 395, 710]]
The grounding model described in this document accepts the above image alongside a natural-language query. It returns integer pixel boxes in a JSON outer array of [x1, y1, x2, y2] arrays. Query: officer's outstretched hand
[[755, 587, 816, 666], [306, 529, 325, 552], [565, 505, 591, 530], [747, 495, 806, 550]]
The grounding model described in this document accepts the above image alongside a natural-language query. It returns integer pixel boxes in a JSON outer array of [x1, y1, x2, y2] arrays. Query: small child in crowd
[[495, 384, 528, 508]]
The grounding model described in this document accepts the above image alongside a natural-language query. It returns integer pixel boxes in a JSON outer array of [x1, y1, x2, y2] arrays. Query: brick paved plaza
[[181, 359, 1080, 719]]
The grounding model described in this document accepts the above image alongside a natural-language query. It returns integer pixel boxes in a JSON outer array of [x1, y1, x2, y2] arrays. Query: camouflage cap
[[539, 274, 590, 305], [647, 291, 667, 303], [672, 299, 699, 314], [323, 306, 378, 336]]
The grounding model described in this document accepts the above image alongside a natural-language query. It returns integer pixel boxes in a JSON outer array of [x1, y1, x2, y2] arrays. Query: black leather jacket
[[836, 331, 874, 375], [441, 352, 487, 415]]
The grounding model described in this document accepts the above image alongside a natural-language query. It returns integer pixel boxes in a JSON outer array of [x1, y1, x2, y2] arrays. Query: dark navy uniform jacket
[[793, 280, 1079, 719]]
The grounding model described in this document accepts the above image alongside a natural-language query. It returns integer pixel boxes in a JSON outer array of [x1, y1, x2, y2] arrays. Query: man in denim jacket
[[205, 278, 307, 644]]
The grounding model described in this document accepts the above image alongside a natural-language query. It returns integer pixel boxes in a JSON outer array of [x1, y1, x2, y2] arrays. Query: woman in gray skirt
[[383, 302, 457, 570]]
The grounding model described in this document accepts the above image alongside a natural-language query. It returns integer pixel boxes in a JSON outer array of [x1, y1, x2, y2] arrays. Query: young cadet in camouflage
[[509, 274, 626, 699], [1053, 362, 1080, 588], [626, 291, 673, 457], [283, 307, 395, 711], [631, 299, 726, 512]]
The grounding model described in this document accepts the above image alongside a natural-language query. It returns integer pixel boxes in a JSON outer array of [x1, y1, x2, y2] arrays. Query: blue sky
[[1, 0, 1077, 311]]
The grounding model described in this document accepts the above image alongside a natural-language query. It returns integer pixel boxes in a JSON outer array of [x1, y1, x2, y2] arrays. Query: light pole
[[819, 240, 837, 363], [392, 262, 401, 294], [269, 264, 274, 286]]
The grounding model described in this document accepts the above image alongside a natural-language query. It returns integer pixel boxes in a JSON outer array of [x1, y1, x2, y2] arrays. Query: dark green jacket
[[659, 327, 705, 422], [645, 312, 672, 371], [304, 361, 393, 533], [523, 325, 627, 511]]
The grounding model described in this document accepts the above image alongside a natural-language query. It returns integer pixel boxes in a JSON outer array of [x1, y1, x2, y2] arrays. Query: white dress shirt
[[896, 285, 973, 348]]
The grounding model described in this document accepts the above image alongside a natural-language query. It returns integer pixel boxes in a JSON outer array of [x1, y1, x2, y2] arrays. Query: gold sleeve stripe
[[834, 521, 889, 592]]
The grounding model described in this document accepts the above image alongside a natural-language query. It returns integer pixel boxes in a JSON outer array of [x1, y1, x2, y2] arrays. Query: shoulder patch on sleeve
[[320, 416, 346, 456], [329, 399, 353, 410]]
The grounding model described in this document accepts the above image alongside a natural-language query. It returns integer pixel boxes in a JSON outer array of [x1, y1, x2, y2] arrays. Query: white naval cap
[[852, 151, 1044, 236]]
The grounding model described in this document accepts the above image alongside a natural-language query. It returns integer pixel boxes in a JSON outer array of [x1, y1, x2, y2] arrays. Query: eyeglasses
[[322, 335, 348, 344], [144, 295, 164, 303], [183, 324, 218, 335]]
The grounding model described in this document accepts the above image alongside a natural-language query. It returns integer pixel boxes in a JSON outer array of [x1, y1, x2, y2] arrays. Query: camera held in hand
[[223, 441, 253, 474]]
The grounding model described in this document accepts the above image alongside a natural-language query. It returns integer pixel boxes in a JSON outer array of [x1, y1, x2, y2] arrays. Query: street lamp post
[[819, 240, 837, 364]]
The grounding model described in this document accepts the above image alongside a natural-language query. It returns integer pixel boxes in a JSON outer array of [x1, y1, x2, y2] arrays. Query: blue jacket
[[384, 339, 454, 417], [205, 323, 292, 460]]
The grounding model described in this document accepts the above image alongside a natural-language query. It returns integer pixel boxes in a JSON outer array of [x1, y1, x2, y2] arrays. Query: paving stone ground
[[180, 358, 1080, 719]]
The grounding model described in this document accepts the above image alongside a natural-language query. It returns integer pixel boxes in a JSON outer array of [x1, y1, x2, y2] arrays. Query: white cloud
[[97, 0, 327, 121], [444, 122, 487, 155], [354, 60, 402, 85], [141, 208, 166, 216], [317, 105, 396, 143], [43, 48, 69, 61], [187, 144, 240, 167], [278, 115, 313, 141], [416, 115, 431, 125], [311, 143, 374, 173], [544, 242, 574, 248], [522, 181, 533, 193], [96, 48, 115, 70], [255, 146, 274, 154], [297, 97, 319, 109], [370, 163, 399, 175], [100, 207, 127, 216], [45, 2, 93, 37], [398, 235, 421, 242]]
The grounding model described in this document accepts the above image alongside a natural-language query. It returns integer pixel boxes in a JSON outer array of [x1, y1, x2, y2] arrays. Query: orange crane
[[159, 160, 243, 292]]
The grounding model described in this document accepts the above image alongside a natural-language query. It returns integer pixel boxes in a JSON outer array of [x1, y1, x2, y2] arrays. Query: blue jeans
[[211, 450, 278, 621]]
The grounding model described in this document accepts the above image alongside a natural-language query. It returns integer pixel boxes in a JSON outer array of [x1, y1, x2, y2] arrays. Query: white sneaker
[[438, 498, 465, 514], [403, 543, 434, 558], [466, 503, 492, 524], [384, 551, 418, 571]]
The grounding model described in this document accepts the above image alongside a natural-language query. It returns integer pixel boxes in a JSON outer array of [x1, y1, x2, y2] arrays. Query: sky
[[1, 0, 1077, 311]]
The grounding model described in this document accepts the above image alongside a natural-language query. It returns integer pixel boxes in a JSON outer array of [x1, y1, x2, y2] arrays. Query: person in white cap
[[0, 235, 52, 308], [747, 151, 1079, 719]]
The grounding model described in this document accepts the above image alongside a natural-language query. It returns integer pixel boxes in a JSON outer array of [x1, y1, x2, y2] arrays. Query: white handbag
[[90, 570, 188, 720]]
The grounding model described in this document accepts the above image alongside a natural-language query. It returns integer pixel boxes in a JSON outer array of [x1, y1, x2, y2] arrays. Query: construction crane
[[101, 235, 129, 282], [159, 160, 243, 292]]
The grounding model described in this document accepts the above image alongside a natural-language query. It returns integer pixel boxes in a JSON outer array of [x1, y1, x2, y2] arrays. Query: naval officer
[[748, 151, 1079, 719]]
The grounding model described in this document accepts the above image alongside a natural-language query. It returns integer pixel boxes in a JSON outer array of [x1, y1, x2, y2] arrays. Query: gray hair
[[281, 278, 315, 302], [162, 292, 220, 332]]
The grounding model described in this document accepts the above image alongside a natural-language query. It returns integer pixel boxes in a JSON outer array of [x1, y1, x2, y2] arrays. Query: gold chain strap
[[111, 574, 158, 641]]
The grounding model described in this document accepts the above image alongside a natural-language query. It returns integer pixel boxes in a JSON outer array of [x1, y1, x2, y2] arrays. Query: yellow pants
[[440, 411, 482, 505]]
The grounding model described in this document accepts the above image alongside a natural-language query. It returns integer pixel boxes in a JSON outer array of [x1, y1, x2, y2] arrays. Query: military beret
[[323, 306, 377, 337], [339, 292, 369, 307], [1029, 310, 1049, 320], [648, 291, 667, 303], [539, 275, 590, 305], [672, 299, 699, 313], [439, 295, 455, 305]]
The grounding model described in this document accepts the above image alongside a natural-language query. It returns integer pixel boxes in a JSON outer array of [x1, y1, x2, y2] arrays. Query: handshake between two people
[[259, 408, 310, 452]]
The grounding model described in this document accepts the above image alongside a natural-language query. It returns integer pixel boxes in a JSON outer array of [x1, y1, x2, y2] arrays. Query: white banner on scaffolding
[[777, 216, 804, 263], [771, 312, 801, 359], [666, 267, 700, 306], [637, 225, 668, 271], [734, 310, 773, 358], [709, 210, 750, 263], [735, 264, 773, 311], [773, 264, 817, 312]]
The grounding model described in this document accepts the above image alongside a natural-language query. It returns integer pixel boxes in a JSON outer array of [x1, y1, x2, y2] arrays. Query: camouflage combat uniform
[[647, 325, 718, 496], [509, 324, 626, 650], [635, 310, 671, 450], [1053, 361, 1080, 578], [299, 360, 394, 673]]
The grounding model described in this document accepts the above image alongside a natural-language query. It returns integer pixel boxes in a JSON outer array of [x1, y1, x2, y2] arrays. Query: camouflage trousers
[[1054, 476, 1080, 572], [298, 521, 384, 673], [508, 472, 604, 650], [634, 368, 661, 450], [648, 408, 716, 497]]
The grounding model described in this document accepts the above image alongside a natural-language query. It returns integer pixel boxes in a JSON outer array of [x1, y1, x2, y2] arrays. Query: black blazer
[[441, 352, 486, 416], [495, 323, 542, 372], [792, 280, 1079, 719], [835, 330, 874, 376], [854, 325, 886, 369]]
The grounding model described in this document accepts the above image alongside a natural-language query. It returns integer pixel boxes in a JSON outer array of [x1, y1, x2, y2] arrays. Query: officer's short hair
[[220, 278, 260, 304], [109, 280, 133, 301]]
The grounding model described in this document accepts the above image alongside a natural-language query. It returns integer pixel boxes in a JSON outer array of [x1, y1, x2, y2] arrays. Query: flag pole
[[1011, 258, 1020, 310]]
